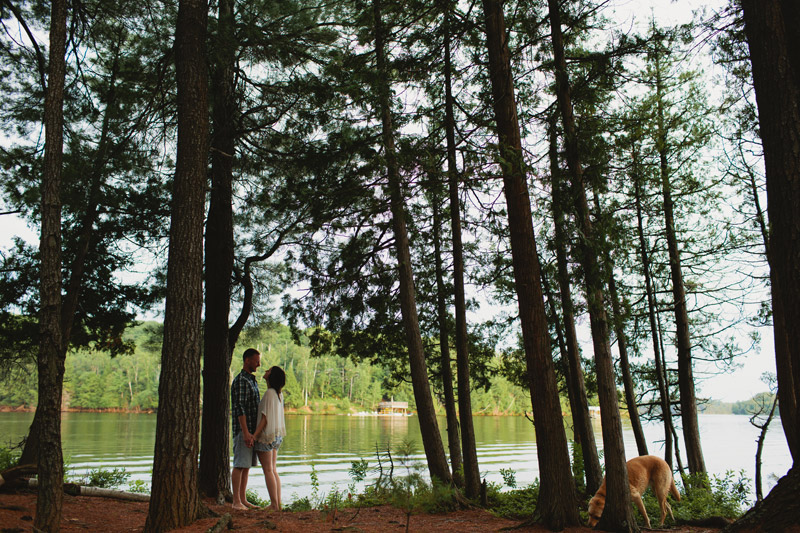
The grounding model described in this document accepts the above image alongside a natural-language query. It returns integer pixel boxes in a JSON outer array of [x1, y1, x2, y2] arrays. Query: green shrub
[[500, 468, 517, 489], [246, 489, 269, 507], [486, 480, 540, 519], [0, 445, 21, 471], [83, 467, 130, 488], [285, 496, 312, 511], [127, 479, 150, 494], [667, 470, 750, 522]]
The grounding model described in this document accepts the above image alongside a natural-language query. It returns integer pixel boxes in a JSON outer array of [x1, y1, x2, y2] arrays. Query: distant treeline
[[700, 397, 779, 417], [0, 321, 535, 415]]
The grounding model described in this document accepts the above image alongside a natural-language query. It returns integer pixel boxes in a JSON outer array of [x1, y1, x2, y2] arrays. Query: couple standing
[[230, 348, 286, 511]]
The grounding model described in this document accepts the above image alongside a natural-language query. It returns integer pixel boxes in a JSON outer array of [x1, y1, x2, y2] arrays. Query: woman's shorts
[[254, 435, 283, 453]]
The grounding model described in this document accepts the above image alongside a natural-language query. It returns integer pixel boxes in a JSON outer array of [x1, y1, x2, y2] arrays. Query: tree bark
[[372, 0, 452, 486], [653, 46, 706, 476], [144, 0, 209, 530], [634, 163, 674, 468], [545, 0, 635, 530], [741, 0, 800, 464], [431, 190, 464, 489], [20, 50, 121, 469], [443, 0, 480, 499], [482, 0, 579, 528], [546, 114, 602, 495], [34, 0, 68, 529], [590, 189, 648, 457], [199, 0, 236, 502]]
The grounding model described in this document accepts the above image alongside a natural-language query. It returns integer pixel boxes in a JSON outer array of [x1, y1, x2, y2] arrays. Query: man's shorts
[[232, 432, 258, 468]]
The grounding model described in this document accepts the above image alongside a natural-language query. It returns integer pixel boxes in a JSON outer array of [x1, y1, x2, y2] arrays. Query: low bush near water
[[81, 467, 131, 488], [0, 445, 21, 471]]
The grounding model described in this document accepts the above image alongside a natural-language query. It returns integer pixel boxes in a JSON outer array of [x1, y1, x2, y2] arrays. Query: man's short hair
[[243, 348, 260, 363]]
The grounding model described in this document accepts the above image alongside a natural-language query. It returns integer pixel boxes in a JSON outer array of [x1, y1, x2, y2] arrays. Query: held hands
[[244, 431, 255, 448]]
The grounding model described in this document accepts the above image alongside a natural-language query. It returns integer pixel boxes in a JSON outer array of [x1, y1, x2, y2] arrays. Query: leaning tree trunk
[[34, 0, 68, 530], [634, 165, 674, 467], [372, 0, 453, 486], [199, 0, 237, 502], [546, 0, 635, 530], [144, 0, 209, 530], [482, 0, 579, 528], [431, 191, 465, 489], [546, 114, 602, 495], [741, 0, 800, 463], [653, 51, 706, 476], [591, 188, 648, 457], [442, 1, 480, 499]]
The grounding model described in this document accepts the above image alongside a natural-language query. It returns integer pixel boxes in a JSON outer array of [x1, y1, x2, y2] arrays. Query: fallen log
[[0, 464, 37, 490], [27, 478, 150, 502]]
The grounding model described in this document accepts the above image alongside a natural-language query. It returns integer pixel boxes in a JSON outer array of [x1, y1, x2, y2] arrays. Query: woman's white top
[[255, 387, 286, 444]]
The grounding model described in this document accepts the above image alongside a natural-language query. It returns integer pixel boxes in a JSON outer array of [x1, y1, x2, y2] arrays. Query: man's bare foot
[[232, 503, 248, 511], [244, 501, 259, 509]]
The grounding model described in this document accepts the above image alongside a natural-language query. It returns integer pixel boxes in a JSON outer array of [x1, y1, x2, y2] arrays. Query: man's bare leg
[[232, 467, 247, 510]]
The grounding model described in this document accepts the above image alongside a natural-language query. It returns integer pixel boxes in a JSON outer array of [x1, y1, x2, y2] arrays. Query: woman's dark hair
[[267, 366, 286, 395]]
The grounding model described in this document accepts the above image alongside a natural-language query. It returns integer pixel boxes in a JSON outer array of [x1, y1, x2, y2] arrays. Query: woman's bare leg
[[272, 450, 281, 510], [260, 449, 279, 510]]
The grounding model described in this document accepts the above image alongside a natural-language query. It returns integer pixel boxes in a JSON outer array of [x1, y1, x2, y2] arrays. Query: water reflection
[[0, 411, 792, 503]]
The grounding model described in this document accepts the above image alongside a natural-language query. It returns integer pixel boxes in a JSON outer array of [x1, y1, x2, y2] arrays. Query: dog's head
[[586, 493, 605, 527]]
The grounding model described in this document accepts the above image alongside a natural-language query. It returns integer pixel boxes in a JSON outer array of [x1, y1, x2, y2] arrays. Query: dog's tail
[[670, 476, 681, 501]]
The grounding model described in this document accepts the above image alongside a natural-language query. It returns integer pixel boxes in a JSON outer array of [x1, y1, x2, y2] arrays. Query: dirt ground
[[0, 491, 735, 533]]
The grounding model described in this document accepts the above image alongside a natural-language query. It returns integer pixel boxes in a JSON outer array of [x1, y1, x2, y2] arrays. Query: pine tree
[[144, 0, 208, 529]]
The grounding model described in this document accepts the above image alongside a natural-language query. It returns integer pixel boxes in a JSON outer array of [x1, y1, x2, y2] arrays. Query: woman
[[253, 366, 286, 511]]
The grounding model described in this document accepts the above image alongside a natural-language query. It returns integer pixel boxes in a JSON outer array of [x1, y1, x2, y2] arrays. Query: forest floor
[[0, 491, 736, 533]]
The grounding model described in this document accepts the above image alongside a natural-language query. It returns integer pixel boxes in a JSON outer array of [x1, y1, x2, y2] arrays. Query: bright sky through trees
[[0, 0, 773, 404]]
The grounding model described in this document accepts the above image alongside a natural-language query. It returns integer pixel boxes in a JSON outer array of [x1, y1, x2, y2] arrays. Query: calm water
[[0, 412, 792, 503]]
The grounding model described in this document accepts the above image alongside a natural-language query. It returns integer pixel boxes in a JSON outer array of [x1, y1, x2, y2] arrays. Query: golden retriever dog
[[587, 455, 680, 528]]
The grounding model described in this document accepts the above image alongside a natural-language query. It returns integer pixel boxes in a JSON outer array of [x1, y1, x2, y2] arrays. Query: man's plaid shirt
[[231, 369, 260, 436]]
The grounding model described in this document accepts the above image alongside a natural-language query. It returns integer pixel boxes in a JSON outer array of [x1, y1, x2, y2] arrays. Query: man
[[231, 347, 261, 510]]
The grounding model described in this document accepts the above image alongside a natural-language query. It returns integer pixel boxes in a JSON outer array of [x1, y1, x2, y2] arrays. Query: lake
[[0, 412, 792, 504]]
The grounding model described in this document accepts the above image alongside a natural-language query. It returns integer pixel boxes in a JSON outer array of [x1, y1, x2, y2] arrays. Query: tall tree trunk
[[34, 0, 68, 529], [372, 0, 452, 485], [546, 0, 635, 530], [652, 41, 705, 474], [590, 188, 648, 457], [633, 162, 674, 467], [199, 0, 236, 501], [742, 0, 800, 463], [442, 0, 480, 499], [431, 190, 464, 489], [482, 0, 579, 527], [546, 114, 602, 495], [144, 0, 209, 530], [20, 50, 119, 470], [653, 49, 706, 475]]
